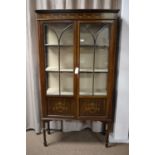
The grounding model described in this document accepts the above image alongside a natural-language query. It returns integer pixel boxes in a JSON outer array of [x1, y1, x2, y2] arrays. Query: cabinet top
[[35, 9, 119, 20], [35, 9, 119, 14]]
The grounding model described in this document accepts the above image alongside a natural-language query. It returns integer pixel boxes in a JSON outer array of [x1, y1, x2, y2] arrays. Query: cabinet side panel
[[37, 21, 47, 117], [107, 19, 118, 120]]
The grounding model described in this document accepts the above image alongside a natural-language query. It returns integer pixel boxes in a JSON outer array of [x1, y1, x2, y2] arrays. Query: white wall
[[110, 0, 129, 143]]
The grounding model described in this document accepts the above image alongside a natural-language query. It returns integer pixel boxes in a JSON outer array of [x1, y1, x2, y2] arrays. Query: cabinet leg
[[43, 121, 47, 146], [102, 122, 106, 135], [61, 120, 63, 132], [105, 123, 110, 148], [47, 121, 50, 134]]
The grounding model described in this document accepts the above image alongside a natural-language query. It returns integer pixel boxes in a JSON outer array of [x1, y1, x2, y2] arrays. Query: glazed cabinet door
[[40, 21, 76, 117], [78, 21, 115, 117], [39, 20, 116, 118]]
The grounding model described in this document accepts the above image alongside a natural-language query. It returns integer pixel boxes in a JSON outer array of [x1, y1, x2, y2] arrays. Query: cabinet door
[[79, 22, 110, 97], [41, 21, 76, 117], [43, 22, 75, 96], [78, 21, 115, 117]]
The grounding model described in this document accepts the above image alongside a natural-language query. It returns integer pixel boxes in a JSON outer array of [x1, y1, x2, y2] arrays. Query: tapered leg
[[102, 122, 106, 135], [61, 120, 63, 131], [105, 123, 111, 147], [43, 121, 47, 146], [47, 121, 50, 134]]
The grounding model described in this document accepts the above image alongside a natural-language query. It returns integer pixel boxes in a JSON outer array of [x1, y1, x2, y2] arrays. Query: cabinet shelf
[[80, 92, 92, 95], [45, 45, 108, 48], [46, 88, 73, 95], [45, 44, 73, 47], [94, 69, 108, 72], [46, 68, 108, 72], [45, 67, 73, 72], [80, 68, 108, 73], [79, 92, 107, 96], [46, 88, 59, 95], [80, 45, 109, 48], [61, 92, 73, 95], [94, 92, 107, 96]]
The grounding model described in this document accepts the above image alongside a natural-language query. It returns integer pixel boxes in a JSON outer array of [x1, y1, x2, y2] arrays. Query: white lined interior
[[94, 73, 107, 95]]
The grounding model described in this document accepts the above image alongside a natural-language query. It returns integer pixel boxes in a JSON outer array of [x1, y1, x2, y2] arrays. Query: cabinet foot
[[47, 121, 50, 135], [105, 133, 109, 147], [105, 143, 109, 148], [105, 123, 110, 148], [43, 121, 47, 147], [43, 142, 48, 147]]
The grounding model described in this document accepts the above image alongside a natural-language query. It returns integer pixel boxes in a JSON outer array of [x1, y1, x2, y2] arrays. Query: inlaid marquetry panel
[[37, 13, 117, 20], [47, 98, 74, 116], [79, 98, 107, 116]]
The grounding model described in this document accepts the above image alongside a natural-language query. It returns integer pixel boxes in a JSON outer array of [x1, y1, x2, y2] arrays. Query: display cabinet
[[35, 9, 119, 147]]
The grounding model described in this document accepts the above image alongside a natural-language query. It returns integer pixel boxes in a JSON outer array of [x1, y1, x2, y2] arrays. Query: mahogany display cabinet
[[35, 9, 119, 147]]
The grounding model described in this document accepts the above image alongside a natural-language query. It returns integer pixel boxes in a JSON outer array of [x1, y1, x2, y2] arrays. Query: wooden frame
[[36, 9, 119, 147]]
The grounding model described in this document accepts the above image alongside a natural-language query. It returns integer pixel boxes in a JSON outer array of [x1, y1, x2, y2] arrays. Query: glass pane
[[80, 23, 110, 46], [94, 73, 107, 95], [80, 73, 93, 95], [45, 47, 58, 71], [45, 25, 58, 45], [80, 25, 94, 45], [96, 26, 109, 46], [47, 73, 59, 95], [45, 23, 73, 45], [95, 47, 108, 71], [79, 23, 110, 96], [44, 23, 74, 96], [80, 47, 93, 71], [60, 47, 73, 71], [60, 73, 73, 95], [60, 26, 73, 45]]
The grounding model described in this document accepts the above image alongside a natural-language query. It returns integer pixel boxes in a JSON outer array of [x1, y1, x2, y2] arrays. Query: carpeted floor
[[26, 129, 129, 155]]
